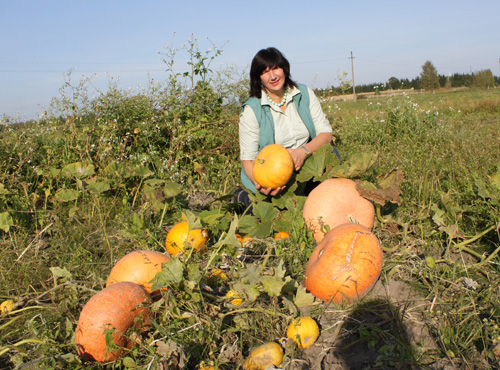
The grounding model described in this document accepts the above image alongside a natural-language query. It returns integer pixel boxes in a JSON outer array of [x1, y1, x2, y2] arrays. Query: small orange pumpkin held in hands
[[106, 250, 170, 293], [165, 221, 208, 256], [253, 144, 294, 190], [302, 177, 375, 243], [75, 282, 152, 363], [304, 223, 383, 304]]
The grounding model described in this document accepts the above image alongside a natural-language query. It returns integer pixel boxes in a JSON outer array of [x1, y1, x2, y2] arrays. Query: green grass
[[1, 86, 500, 369]]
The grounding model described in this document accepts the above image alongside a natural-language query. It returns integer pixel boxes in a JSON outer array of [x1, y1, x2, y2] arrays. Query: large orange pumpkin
[[106, 250, 170, 293], [302, 178, 375, 242], [165, 221, 208, 256], [75, 282, 152, 363], [252, 144, 294, 189], [304, 223, 383, 304]]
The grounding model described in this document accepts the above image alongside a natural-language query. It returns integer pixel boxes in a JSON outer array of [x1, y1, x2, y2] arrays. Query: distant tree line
[[316, 61, 499, 97]]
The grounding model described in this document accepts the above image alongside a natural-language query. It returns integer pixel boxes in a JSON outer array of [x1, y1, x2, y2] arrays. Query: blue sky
[[1, 0, 499, 121]]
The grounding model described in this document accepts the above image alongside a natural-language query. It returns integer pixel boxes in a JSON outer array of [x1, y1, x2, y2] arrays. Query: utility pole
[[350, 51, 356, 102]]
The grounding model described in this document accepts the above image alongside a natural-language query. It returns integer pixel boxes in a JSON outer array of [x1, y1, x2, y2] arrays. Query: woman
[[235, 47, 335, 208]]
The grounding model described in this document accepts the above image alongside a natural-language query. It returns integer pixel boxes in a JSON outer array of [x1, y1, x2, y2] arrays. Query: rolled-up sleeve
[[308, 88, 333, 134], [239, 105, 261, 161]]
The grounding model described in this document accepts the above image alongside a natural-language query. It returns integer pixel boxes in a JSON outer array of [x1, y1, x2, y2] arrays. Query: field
[[1, 61, 500, 370]]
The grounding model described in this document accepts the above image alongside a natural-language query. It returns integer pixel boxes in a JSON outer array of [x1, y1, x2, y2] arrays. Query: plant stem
[[452, 225, 496, 250], [0, 339, 45, 356]]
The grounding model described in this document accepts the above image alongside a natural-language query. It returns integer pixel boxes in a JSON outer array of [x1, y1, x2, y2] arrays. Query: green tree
[[420, 61, 440, 91], [473, 69, 495, 88], [387, 77, 401, 89]]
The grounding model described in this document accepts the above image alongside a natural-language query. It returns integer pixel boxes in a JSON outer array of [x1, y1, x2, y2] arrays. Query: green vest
[[240, 83, 317, 193]]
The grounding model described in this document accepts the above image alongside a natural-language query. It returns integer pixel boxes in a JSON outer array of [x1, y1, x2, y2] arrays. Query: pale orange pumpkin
[[243, 342, 284, 370], [302, 178, 375, 242], [106, 250, 170, 293], [304, 223, 383, 304], [252, 144, 294, 189], [165, 221, 208, 256], [75, 282, 152, 363]]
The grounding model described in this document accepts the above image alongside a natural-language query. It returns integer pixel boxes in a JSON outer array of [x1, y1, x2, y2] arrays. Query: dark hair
[[249, 47, 297, 98]]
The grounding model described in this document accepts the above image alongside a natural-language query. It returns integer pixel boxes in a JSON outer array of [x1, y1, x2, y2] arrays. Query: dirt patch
[[287, 278, 449, 369]]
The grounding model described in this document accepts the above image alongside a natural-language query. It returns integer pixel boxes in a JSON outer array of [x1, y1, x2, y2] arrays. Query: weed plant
[[1, 37, 500, 369]]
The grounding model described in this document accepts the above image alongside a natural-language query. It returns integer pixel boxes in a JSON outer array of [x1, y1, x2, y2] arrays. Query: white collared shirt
[[239, 85, 332, 161]]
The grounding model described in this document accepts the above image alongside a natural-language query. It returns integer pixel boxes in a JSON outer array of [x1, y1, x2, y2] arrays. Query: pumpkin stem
[[257, 158, 265, 164], [347, 215, 358, 224]]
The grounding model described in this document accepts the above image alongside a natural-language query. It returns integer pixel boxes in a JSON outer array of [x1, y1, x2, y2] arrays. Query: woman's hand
[[289, 133, 334, 171], [256, 184, 286, 196], [288, 147, 309, 171], [242, 159, 285, 196]]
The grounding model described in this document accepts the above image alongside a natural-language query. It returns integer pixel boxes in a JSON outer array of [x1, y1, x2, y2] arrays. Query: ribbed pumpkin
[[304, 223, 383, 304], [252, 144, 293, 189], [106, 250, 170, 293], [302, 177, 375, 242], [165, 221, 208, 256], [243, 342, 284, 370], [75, 282, 152, 363]]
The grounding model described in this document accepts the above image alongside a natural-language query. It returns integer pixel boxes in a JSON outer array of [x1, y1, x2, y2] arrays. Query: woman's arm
[[288, 87, 333, 171], [288, 132, 332, 171]]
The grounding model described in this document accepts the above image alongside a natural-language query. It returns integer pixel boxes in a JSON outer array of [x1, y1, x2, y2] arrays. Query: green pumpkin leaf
[[163, 181, 181, 198], [61, 162, 95, 178], [151, 258, 184, 290], [260, 275, 286, 297], [296, 145, 329, 182], [49, 266, 72, 283], [233, 282, 260, 302], [294, 285, 316, 308], [0, 184, 11, 195], [122, 357, 136, 368], [49, 168, 61, 178], [199, 211, 226, 227], [328, 152, 377, 179], [87, 181, 111, 194], [132, 165, 154, 178], [0, 212, 14, 232], [431, 203, 446, 226], [490, 166, 500, 191], [182, 210, 204, 229], [253, 201, 279, 223], [55, 188, 80, 202], [144, 178, 166, 186], [246, 221, 273, 239]]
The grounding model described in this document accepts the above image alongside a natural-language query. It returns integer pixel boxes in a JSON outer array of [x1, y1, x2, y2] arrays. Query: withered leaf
[[355, 168, 404, 206]]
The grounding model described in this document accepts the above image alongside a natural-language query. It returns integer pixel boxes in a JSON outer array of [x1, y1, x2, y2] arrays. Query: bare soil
[[287, 278, 454, 370]]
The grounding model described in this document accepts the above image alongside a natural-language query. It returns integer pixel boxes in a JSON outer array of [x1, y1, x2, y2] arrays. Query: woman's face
[[260, 66, 285, 95]]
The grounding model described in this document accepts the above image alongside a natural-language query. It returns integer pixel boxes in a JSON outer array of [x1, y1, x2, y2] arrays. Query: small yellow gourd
[[286, 316, 320, 349], [225, 289, 243, 306], [0, 300, 14, 314], [243, 342, 284, 370]]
